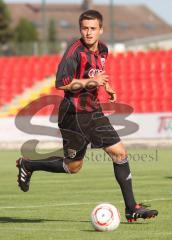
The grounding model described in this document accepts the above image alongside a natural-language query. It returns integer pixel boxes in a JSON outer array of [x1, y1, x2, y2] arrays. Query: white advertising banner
[[122, 112, 172, 139], [0, 112, 172, 142]]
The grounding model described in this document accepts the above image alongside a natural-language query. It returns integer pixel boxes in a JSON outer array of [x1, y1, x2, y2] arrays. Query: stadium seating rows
[[0, 55, 60, 106], [0, 50, 172, 116]]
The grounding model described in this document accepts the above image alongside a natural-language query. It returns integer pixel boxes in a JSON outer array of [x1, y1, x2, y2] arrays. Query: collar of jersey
[[80, 38, 99, 55]]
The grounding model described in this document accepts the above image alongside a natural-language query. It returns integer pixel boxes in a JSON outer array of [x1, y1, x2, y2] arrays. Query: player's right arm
[[58, 73, 109, 91], [55, 44, 108, 92]]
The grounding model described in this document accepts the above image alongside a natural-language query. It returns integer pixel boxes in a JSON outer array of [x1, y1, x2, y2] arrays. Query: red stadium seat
[[0, 50, 172, 114], [0, 54, 59, 107]]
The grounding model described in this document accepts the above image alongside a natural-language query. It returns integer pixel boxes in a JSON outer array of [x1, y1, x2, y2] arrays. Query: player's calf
[[65, 160, 83, 174]]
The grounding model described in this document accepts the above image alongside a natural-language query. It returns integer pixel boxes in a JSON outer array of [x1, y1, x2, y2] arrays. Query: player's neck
[[87, 42, 98, 52], [81, 38, 99, 52]]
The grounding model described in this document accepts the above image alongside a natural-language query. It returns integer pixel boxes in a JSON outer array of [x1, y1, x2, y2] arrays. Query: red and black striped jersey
[[56, 38, 108, 112]]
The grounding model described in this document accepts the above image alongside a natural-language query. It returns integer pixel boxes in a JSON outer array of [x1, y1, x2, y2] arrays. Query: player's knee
[[115, 150, 128, 163], [105, 142, 128, 163], [66, 160, 83, 174], [109, 149, 128, 163]]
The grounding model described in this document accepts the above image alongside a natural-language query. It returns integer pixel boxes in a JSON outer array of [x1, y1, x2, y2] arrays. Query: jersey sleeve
[[56, 50, 78, 88]]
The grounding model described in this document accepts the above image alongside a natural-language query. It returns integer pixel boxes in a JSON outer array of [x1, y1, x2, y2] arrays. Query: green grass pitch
[[0, 148, 172, 240]]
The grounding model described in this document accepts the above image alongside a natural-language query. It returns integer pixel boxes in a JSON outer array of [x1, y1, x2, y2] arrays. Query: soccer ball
[[91, 203, 120, 231]]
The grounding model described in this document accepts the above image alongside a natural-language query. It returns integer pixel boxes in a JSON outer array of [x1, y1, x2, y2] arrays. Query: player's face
[[80, 19, 103, 48]]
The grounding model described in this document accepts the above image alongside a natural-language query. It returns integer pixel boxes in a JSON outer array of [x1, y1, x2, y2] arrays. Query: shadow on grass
[[120, 221, 147, 225], [0, 217, 90, 224], [165, 176, 172, 180], [81, 221, 149, 232], [0, 217, 45, 223], [0, 217, 150, 225]]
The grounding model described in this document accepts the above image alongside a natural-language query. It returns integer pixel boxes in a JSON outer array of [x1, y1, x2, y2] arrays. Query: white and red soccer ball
[[91, 203, 120, 231]]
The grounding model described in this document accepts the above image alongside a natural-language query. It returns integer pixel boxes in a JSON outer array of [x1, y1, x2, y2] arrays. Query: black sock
[[24, 156, 69, 173], [113, 158, 136, 210]]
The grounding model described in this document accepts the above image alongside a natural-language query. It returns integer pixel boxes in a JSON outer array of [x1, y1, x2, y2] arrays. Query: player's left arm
[[96, 65, 117, 102], [100, 46, 117, 103], [104, 82, 117, 102]]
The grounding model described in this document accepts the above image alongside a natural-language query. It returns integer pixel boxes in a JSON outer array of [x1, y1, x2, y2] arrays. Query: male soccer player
[[16, 10, 158, 222]]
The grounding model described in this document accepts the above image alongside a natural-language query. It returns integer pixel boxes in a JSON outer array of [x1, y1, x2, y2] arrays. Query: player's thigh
[[60, 128, 88, 161], [104, 141, 127, 162], [91, 111, 120, 148], [59, 112, 88, 160]]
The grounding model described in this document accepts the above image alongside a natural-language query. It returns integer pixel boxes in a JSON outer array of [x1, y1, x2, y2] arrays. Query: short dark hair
[[79, 10, 103, 28]]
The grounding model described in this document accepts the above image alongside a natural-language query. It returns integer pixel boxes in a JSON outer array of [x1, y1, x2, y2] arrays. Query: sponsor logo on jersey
[[88, 68, 103, 78]]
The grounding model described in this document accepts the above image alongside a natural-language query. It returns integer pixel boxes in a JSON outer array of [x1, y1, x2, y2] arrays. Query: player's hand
[[105, 83, 117, 103], [95, 71, 109, 86]]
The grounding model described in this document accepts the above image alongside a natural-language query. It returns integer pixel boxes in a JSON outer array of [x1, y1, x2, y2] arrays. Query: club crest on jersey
[[88, 68, 103, 78], [101, 57, 106, 68]]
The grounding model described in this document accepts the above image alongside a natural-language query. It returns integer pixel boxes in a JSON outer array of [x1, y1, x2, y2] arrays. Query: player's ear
[[100, 27, 103, 35]]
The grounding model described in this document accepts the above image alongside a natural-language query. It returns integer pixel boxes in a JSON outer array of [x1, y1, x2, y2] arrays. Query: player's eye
[[81, 27, 88, 30]]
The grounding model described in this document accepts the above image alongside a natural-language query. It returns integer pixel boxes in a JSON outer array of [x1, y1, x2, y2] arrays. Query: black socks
[[24, 155, 136, 210], [113, 158, 136, 210], [24, 156, 69, 173]]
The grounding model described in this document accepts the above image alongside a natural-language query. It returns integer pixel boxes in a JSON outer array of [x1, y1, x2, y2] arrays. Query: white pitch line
[[0, 202, 94, 210], [0, 197, 171, 210], [141, 197, 172, 203], [0, 227, 81, 233]]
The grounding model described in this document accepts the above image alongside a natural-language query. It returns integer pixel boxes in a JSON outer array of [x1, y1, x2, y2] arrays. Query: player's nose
[[87, 28, 92, 34]]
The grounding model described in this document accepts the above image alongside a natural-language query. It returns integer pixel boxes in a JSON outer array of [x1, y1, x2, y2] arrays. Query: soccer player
[[16, 10, 158, 222]]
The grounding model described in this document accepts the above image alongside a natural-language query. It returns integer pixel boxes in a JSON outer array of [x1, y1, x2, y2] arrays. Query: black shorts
[[58, 108, 120, 161]]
